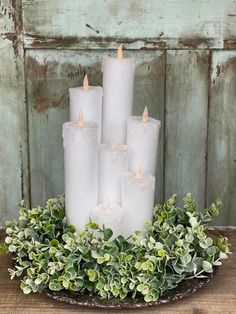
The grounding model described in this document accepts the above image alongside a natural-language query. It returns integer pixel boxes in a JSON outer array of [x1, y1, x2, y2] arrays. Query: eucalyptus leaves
[[2, 194, 230, 302]]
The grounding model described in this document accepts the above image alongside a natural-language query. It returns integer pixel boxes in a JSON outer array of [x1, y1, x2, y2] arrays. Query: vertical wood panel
[[165, 50, 209, 208], [26, 50, 102, 207], [0, 0, 28, 224], [207, 51, 236, 225], [132, 51, 165, 203], [26, 50, 165, 207]]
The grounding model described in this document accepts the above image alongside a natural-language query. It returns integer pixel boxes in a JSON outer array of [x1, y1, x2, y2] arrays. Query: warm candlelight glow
[[78, 111, 84, 128], [111, 135, 118, 150], [83, 74, 89, 90], [117, 44, 123, 60], [105, 199, 111, 213], [142, 106, 148, 122], [135, 163, 143, 180]]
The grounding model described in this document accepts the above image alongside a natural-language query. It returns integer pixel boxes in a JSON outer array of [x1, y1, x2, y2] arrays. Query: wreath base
[[43, 271, 214, 309]]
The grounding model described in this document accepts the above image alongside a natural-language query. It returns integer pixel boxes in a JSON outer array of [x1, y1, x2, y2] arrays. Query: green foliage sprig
[[2, 194, 230, 302]]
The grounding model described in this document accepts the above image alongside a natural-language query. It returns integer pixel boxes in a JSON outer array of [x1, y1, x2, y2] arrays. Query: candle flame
[[142, 106, 148, 122], [117, 44, 123, 60], [83, 74, 89, 90], [111, 135, 118, 150], [105, 199, 111, 213], [78, 111, 84, 128], [135, 163, 143, 180]]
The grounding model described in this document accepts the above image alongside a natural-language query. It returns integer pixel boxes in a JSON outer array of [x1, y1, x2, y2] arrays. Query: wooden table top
[[0, 227, 235, 314]]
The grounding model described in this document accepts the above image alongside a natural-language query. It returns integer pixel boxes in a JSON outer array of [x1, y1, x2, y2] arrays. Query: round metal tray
[[43, 272, 214, 309]]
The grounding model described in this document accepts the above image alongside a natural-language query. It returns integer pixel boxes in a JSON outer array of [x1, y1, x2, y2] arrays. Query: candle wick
[[78, 111, 84, 128], [142, 106, 148, 123], [135, 163, 143, 180], [117, 44, 123, 60], [83, 74, 89, 90]]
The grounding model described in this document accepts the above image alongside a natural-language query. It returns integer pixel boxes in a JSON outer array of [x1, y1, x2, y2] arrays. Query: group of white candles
[[63, 45, 161, 238]]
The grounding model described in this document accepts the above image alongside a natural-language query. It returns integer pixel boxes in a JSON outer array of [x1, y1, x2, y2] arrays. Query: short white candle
[[69, 74, 103, 142], [63, 112, 98, 231], [90, 200, 125, 239], [127, 107, 161, 176], [102, 45, 135, 144], [121, 164, 155, 237], [98, 137, 128, 204]]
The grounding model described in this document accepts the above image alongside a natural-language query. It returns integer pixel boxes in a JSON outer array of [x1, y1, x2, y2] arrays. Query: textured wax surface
[[127, 116, 161, 176], [121, 172, 155, 238], [90, 203, 125, 238], [69, 86, 103, 142], [63, 121, 98, 231], [102, 57, 135, 144], [98, 143, 128, 204]]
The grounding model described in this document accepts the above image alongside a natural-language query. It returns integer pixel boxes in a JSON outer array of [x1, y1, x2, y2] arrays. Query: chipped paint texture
[[0, 0, 28, 224], [22, 0, 236, 49], [207, 51, 236, 225], [165, 50, 209, 210], [211, 51, 236, 83], [0, 0, 15, 32]]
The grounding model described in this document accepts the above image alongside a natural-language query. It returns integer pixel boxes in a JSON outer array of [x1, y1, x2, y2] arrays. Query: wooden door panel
[[165, 50, 209, 209], [207, 51, 236, 225], [0, 0, 28, 223], [0, 0, 235, 225]]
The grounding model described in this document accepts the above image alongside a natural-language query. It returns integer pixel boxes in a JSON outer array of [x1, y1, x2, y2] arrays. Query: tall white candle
[[90, 200, 124, 239], [98, 137, 128, 204], [121, 164, 155, 237], [69, 74, 103, 142], [127, 107, 161, 176], [102, 45, 135, 144], [63, 112, 98, 231]]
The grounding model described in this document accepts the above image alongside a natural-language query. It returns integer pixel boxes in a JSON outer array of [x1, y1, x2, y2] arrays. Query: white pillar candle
[[102, 45, 135, 144], [63, 112, 98, 231], [121, 164, 155, 238], [69, 74, 103, 142], [127, 107, 161, 176], [98, 137, 128, 204], [90, 200, 125, 239]]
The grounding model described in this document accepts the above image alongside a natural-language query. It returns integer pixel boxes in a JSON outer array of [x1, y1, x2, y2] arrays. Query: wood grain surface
[[22, 0, 236, 49], [207, 51, 236, 225], [165, 50, 209, 209], [0, 227, 235, 314], [0, 0, 29, 224]]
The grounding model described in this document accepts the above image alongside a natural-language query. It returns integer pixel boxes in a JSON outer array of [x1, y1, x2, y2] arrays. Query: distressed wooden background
[[0, 0, 236, 225]]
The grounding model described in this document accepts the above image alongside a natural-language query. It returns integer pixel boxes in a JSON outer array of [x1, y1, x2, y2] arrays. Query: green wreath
[[1, 193, 230, 302]]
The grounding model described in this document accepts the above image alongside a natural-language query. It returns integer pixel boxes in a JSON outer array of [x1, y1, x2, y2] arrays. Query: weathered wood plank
[[26, 50, 165, 206], [0, 0, 15, 32], [1, 228, 236, 313], [207, 51, 236, 225], [131, 51, 165, 203], [0, 0, 29, 224], [165, 50, 209, 209], [22, 0, 236, 49]]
